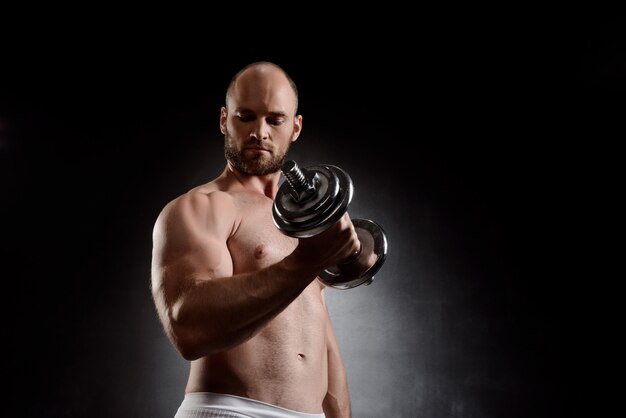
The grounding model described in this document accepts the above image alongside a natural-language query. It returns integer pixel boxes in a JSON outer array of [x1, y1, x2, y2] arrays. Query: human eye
[[267, 116, 285, 126], [236, 112, 255, 122]]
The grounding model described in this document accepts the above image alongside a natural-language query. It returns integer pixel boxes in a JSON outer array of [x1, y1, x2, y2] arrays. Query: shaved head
[[226, 61, 299, 115]]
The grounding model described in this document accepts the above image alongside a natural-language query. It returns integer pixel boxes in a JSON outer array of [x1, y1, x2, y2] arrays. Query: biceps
[[154, 237, 233, 305]]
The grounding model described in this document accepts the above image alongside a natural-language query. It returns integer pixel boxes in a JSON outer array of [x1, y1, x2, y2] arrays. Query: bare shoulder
[[154, 184, 240, 242]]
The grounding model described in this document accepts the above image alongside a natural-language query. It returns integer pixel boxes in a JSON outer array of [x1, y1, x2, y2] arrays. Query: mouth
[[244, 146, 271, 153]]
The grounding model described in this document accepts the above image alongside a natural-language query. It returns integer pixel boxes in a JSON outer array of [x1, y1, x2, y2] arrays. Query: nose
[[249, 119, 270, 142]]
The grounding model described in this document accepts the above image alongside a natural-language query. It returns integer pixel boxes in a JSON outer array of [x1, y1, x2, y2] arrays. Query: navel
[[254, 244, 266, 260], [297, 353, 306, 361]]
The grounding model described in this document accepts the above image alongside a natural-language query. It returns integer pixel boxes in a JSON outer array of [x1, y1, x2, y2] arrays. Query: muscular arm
[[151, 190, 357, 361], [322, 291, 352, 418]]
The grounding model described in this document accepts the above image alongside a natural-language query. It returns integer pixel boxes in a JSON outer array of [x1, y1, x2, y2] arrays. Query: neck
[[224, 163, 282, 199]]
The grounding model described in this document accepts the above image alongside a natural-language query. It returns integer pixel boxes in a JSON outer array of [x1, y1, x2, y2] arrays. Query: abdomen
[[189, 283, 329, 413]]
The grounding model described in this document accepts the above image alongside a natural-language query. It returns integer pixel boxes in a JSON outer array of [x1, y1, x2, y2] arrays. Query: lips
[[244, 146, 271, 152]]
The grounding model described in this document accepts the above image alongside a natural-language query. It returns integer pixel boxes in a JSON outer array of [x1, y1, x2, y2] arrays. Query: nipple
[[254, 244, 266, 260]]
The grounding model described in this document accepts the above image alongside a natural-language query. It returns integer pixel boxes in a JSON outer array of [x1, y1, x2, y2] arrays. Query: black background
[[1, 13, 623, 418]]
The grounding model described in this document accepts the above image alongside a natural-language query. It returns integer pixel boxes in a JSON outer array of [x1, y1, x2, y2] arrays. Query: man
[[151, 61, 360, 418]]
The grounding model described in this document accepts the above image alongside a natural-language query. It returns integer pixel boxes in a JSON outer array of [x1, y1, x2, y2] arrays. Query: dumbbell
[[272, 160, 388, 290]]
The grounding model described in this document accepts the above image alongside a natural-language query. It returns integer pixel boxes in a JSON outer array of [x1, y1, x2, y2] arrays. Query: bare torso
[[184, 182, 329, 413]]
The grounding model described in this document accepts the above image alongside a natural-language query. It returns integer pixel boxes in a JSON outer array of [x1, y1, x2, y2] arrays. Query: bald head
[[225, 62, 299, 115]]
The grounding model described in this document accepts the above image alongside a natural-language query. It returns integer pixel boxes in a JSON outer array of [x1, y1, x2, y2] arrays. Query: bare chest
[[227, 195, 298, 273]]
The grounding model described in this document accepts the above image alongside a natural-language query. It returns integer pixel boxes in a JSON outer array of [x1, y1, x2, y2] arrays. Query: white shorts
[[174, 392, 326, 418]]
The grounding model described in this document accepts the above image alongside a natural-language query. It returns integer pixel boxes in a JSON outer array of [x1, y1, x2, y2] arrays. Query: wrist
[[281, 249, 323, 283]]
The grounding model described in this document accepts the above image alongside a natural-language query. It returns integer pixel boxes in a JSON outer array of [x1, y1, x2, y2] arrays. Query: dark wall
[[1, 15, 622, 418]]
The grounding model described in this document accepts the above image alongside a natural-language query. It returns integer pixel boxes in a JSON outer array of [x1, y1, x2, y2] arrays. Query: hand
[[291, 213, 361, 272]]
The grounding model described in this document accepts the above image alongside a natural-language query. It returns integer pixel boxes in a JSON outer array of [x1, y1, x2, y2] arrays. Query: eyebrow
[[235, 107, 288, 117]]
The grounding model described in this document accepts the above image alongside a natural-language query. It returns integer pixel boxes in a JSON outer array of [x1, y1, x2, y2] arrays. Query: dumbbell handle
[[281, 160, 318, 203]]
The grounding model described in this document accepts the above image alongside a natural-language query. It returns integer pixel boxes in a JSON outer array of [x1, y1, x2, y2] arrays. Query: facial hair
[[224, 128, 292, 175]]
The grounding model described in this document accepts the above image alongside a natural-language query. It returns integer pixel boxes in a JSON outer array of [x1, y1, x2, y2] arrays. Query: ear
[[220, 107, 228, 134], [291, 114, 303, 142]]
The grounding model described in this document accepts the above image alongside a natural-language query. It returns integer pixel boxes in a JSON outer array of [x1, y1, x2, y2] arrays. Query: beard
[[224, 129, 292, 175]]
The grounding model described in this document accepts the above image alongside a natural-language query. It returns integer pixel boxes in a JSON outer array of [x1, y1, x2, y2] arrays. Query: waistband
[[176, 391, 326, 418]]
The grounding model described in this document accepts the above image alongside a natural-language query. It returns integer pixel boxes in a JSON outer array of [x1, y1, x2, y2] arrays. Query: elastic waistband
[[177, 391, 326, 418]]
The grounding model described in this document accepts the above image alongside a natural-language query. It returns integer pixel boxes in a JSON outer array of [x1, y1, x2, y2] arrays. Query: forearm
[[323, 304, 352, 418], [171, 253, 319, 359], [322, 358, 352, 418], [323, 394, 351, 418]]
